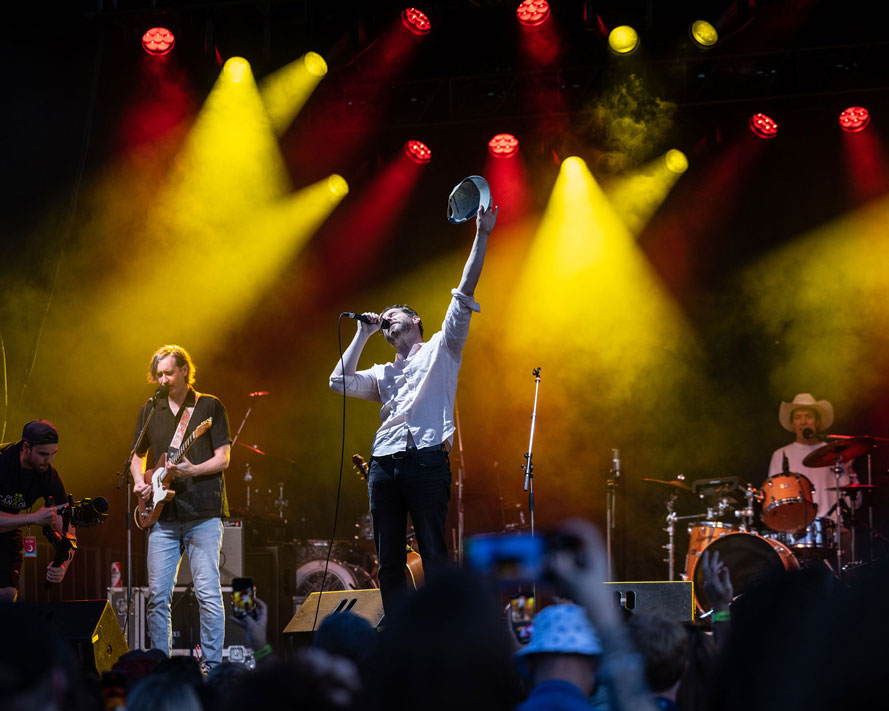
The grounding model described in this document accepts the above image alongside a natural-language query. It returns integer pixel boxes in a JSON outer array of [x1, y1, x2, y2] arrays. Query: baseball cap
[[22, 420, 59, 445], [447, 175, 492, 224]]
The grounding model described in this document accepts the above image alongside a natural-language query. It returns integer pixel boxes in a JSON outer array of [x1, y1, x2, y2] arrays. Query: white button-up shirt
[[330, 289, 480, 456]]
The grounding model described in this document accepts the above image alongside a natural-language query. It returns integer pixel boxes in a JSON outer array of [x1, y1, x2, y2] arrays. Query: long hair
[[148, 345, 196, 386]]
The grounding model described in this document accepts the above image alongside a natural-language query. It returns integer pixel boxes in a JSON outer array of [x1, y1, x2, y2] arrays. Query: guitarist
[[131, 344, 231, 671]]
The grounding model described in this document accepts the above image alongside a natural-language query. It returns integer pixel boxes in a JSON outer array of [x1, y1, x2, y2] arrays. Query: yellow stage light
[[605, 150, 688, 236], [224, 57, 251, 83], [304, 51, 328, 77], [259, 52, 329, 135], [608, 25, 639, 55], [690, 20, 718, 47], [328, 174, 349, 196], [664, 149, 689, 174]]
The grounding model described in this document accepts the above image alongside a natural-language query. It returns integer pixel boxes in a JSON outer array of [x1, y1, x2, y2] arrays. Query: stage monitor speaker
[[603, 581, 694, 622], [20, 600, 129, 675], [176, 519, 243, 586], [283, 589, 384, 640]]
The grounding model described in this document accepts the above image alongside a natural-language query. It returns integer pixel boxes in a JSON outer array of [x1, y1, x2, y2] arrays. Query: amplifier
[[176, 519, 244, 586], [603, 581, 695, 622]]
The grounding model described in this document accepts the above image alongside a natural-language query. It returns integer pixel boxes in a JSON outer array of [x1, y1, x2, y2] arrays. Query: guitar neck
[[170, 428, 201, 466]]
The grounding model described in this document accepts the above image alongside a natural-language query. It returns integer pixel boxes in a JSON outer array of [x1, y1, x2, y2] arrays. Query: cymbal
[[643, 477, 694, 493], [801, 437, 874, 468], [825, 483, 876, 492], [237, 442, 266, 456]]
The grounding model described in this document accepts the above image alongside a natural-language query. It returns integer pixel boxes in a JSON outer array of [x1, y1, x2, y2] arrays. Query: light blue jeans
[[146, 517, 224, 665]]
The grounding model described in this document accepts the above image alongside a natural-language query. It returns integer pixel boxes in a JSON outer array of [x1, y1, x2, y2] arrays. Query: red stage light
[[839, 106, 870, 133], [488, 133, 520, 158], [516, 0, 550, 27], [749, 113, 778, 139], [404, 139, 432, 164], [402, 8, 432, 36], [142, 27, 175, 56]]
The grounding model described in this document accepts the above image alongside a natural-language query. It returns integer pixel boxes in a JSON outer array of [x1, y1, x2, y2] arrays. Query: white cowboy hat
[[778, 393, 834, 432]]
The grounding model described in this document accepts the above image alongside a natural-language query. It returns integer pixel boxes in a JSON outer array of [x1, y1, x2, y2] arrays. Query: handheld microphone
[[343, 312, 391, 329]]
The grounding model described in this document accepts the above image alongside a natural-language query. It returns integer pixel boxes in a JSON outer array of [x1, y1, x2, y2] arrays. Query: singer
[[767, 393, 858, 521], [131, 344, 231, 671], [0, 420, 74, 601], [330, 203, 497, 616]]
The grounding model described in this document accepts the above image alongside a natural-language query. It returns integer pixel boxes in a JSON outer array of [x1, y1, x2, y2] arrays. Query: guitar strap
[[168, 392, 201, 457]]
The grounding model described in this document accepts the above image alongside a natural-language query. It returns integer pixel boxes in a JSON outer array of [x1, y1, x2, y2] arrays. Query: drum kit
[[647, 434, 888, 611]]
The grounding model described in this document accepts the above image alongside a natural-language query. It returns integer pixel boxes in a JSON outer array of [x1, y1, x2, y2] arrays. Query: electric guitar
[[352, 453, 369, 481], [134, 418, 213, 530]]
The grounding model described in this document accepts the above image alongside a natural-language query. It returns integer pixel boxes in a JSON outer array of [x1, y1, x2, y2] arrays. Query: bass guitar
[[134, 417, 213, 530]]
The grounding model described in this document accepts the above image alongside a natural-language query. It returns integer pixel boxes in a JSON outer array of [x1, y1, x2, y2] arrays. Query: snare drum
[[684, 521, 735, 582], [760, 473, 817, 532], [692, 532, 799, 611]]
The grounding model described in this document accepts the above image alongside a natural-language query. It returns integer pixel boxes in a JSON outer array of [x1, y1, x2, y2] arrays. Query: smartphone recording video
[[231, 577, 257, 619]]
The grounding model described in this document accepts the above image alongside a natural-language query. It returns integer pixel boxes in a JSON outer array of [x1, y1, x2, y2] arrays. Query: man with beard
[[330, 202, 497, 616], [0, 420, 73, 602], [132, 344, 231, 670]]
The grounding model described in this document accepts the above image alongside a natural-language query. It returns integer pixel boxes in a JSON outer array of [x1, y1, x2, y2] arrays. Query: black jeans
[[368, 447, 451, 615]]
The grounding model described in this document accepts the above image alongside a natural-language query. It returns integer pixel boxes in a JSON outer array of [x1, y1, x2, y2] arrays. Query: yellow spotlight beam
[[605, 149, 688, 237], [259, 51, 328, 136]]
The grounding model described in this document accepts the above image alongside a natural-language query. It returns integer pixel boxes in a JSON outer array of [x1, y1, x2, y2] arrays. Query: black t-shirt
[[132, 389, 231, 521], [0, 441, 67, 583]]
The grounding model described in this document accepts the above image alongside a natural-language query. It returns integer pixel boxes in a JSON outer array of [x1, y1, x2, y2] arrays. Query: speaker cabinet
[[107, 586, 145, 650], [20, 600, 128, 675], [603, 581, 695, 622], [176, 519, 244, 586], [283, 589, 384, 642]]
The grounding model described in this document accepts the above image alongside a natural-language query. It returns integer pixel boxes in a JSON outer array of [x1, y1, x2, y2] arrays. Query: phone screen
[[510, 594, 535, 644], [232, 577, 256, 619]]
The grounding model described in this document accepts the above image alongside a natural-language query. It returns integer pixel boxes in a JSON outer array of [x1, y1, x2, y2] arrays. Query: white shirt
[[768, 441, 857, 519], [330, 289, 480, 456]]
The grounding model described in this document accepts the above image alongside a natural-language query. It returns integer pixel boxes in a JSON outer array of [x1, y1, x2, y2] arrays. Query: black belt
[[384, 444, 448, 460]]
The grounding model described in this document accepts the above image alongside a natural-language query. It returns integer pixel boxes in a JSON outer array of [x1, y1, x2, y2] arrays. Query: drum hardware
[[825, 483, 875, 492], [273, 482, 288, 520]]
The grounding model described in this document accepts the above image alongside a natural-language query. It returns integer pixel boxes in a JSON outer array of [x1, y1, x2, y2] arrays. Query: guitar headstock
[[352, 453, 369, 481], [193, 418, 213, 437]]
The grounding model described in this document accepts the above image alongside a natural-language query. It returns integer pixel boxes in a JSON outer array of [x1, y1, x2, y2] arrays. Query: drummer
[[767, 393, 859, 521]]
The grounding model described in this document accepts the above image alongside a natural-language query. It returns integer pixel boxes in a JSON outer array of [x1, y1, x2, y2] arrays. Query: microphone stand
[[115, 393, 162, 648], [521, 368, 541, 603], [521, 368, 541, 539], [606, 449, 620, 580]]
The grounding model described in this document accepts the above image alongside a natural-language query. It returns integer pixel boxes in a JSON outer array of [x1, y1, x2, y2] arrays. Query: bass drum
[[692, 532, 799, 611], [295, 558, 375, 598]]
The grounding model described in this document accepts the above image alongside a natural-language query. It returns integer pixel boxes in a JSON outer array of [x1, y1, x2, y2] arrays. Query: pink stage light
[[142, 27, 175, 56], [839, 106, 870, 133], [402, 8, 432, 36], [488, 133, 520, 158], [749, 113, 778, 139], [516, 0, 551, 27], [404, 139, 432, 164]]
